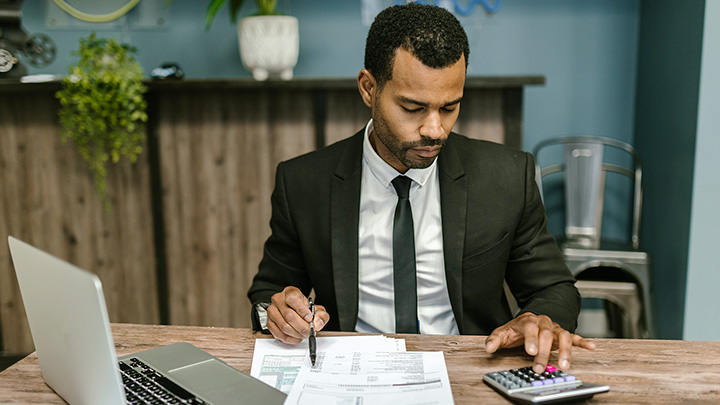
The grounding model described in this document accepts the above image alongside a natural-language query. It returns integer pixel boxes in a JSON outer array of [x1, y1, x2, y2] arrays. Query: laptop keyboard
[[119, 357, 206, 404]]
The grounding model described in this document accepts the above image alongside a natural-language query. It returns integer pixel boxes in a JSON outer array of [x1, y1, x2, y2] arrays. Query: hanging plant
[[56, 33, 148, 209]]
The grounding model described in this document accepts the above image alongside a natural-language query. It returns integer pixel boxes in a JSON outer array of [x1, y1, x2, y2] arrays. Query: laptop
[[7, 236, 286, 405]]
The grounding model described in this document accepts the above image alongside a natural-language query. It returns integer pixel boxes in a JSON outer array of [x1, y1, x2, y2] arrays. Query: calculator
[[483, 365, 609, 404]]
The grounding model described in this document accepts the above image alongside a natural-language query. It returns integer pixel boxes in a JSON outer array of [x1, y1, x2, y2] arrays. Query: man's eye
[[402, 106, 422, 113], [442, 107, 457, 113]]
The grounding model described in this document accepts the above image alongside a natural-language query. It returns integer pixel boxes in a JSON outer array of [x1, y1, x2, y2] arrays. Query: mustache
[[405, 137, 445, 148]]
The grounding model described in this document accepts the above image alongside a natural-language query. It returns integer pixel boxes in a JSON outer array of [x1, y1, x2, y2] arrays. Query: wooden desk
[[1, 323, 719, 404]]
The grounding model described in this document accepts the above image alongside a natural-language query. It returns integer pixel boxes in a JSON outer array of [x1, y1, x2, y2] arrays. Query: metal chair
[[533, 136, 653, 338]]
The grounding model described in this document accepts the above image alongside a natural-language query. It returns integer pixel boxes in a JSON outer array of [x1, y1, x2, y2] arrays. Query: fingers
[[284, 289, 312, 323], [554, 329, 597, 371], [267, 287, 329, 345], [521, 317, 540, 356], [571, 333, 597, 351], [266, 299, 305, 344], [485, 317, 527, 354], [266, 317, 303, 345], [485, 329, 505, 354], [525, 315, 553, 373], [555, 328, 573, 370], [485, 335, 500, 354], [487, 313, 597, 373], [313, 305, 329, 332]]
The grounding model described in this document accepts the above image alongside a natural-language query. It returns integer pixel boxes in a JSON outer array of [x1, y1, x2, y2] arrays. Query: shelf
[[0, 75, 545, 94]]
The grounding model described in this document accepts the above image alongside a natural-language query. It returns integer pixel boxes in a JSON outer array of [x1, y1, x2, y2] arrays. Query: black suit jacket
[[248, 130, 580, 334]]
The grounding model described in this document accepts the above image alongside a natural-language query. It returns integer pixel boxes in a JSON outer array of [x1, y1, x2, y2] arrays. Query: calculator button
[[564, 375, 576, 382]]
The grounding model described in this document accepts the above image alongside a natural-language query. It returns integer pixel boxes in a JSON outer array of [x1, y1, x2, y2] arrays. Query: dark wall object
[[0, 0, 56, 78]]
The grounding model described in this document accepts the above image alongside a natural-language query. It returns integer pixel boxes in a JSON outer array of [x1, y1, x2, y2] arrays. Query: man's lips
[[413, 147, 442, 158]]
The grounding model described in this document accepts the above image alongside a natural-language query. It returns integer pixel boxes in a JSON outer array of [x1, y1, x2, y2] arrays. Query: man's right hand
[[267, 286, 330, 344]]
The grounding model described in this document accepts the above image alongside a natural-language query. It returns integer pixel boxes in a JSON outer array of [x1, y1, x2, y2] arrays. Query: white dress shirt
[[355, 120, 459, 335]]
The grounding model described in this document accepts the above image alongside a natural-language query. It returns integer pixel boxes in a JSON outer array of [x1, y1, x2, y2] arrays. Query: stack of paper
[[251, 335, 405, 393], [251, 336, 454, 404]]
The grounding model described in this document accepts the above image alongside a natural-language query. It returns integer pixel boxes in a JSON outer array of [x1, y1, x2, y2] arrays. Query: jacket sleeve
[[505, 152, 581, 332], [247, 161, 313, 329]]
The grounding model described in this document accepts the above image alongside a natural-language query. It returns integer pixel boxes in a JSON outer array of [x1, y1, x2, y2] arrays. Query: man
[[248, 3, 595, 374]]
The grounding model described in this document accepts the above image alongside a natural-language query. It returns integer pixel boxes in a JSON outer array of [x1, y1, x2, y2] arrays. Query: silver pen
[[308, 297, 316, 366]]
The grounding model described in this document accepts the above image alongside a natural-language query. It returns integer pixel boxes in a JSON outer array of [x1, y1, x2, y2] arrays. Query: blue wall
[[634, 0, 705, 340], [21, 0, 640, 153], [684, 0, 720, 341]]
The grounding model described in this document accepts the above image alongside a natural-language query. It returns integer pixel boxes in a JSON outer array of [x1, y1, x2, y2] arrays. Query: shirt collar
[[362, 119, 437, 189]]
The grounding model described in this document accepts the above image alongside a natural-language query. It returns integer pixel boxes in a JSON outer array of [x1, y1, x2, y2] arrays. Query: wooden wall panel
[[323, 88, 509, 147], [0, 94, 158, 354], [325, 89, 370, 145], [454, 88, 505, 144], [158, 89, 315, 328]]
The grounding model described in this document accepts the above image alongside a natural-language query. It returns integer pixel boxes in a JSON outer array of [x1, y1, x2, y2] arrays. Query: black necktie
[[391, 175, 418, 334]]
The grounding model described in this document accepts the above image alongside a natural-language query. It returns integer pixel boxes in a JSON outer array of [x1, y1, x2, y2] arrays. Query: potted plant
[[204, 0, 299, 80], [56, 33, 148, 210]]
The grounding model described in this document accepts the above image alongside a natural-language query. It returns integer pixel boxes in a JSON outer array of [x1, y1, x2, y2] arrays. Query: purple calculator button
[[553, 377, 565, 383], [564, 375, 576, 382], [543, 379, 555, 385], [531, 381, 544, 387]]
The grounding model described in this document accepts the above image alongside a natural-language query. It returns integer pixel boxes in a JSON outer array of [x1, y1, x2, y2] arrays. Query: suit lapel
[[438, 134, 468, 333], [330, 131, 364, 331]]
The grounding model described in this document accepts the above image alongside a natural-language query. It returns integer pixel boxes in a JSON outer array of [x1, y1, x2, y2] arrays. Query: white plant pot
[[238, 16, 299, 81]]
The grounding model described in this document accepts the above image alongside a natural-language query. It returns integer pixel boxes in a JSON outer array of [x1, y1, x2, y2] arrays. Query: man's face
[[369, 48, 466, 173]]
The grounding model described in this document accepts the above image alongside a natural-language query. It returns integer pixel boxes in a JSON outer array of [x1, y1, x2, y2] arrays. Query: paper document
[[251, 336, 406, 394], [284, 351, 454, 405]]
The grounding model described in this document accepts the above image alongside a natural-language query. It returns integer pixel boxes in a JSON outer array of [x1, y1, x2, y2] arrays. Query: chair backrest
[[533, 136, 643, 249]]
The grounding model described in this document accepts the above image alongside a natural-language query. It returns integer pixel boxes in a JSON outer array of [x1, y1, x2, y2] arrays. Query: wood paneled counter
[[0, 76, 544, 354]]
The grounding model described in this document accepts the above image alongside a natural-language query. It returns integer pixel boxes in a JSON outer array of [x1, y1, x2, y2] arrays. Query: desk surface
[[1, 323, 719, 404]]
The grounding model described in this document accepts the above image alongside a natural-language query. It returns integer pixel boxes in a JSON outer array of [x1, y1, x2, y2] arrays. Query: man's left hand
[[484, 312, 596, 374]]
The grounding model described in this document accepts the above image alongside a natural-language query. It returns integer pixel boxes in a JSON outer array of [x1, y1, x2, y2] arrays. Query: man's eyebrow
[[444, 97, 463, 106], [398, 96, 463, 107], [397, 96, 428, 107]]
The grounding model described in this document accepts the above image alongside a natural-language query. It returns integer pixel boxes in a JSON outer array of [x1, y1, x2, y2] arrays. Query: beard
[[372, 108, 446, 170]]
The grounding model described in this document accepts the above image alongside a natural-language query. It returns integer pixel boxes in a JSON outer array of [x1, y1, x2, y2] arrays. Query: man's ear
[[357, 69, 376, 108]]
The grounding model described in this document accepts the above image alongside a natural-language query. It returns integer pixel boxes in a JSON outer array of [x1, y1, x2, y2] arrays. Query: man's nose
[[420, 111, 444, 139]]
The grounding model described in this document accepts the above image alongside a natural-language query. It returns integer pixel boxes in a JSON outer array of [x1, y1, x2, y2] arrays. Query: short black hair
[[364, 3, 470, 90]]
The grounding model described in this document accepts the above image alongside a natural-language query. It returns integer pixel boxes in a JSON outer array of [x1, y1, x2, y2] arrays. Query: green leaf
[[257, 0, 277, 15], [205, 0, 228, 30], [56, 32, 147, 210], [229, 0, 245, 21]]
